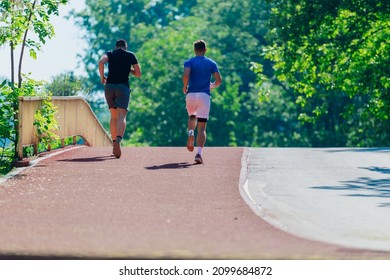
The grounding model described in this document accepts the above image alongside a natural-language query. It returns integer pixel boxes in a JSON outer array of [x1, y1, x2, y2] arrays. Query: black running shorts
[[104, 83, 130, 110]]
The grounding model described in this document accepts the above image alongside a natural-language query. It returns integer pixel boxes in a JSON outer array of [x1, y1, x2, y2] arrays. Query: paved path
[[243, 148, 390, 252], [0, 146, 389, 259]]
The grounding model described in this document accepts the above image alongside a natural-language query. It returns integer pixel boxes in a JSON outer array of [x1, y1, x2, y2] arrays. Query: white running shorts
[[185, 92, 211, 120]]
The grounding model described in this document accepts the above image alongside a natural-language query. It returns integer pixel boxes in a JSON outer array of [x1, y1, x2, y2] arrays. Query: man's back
[[185, 56, 219, 95], [107, 49, 137, 86]]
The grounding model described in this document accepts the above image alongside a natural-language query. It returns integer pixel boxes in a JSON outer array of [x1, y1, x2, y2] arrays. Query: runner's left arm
[[210, 71, 222, 89]]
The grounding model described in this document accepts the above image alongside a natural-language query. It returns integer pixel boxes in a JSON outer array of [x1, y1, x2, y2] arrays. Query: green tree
[[75, 0, 291, 147], [0, 0, 68, 168], [46, 71, 90, 97], [1, 0, 68, 86], [72, 0, 197, 90], [259, 0, 390, 146], [190, 0, 308, 147], [124, 16, 214, 146]]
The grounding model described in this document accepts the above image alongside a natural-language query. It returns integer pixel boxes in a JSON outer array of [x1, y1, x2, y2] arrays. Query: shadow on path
[[312, 178, 390, 197], [145, 162, 195, 170], [312, 163, 390, 207], [360, 166, 390, 175], [325, 148, 390, 153], [312, 165, 390, 207], [57, 156, 115, 163], [0, 254, 121, 260]]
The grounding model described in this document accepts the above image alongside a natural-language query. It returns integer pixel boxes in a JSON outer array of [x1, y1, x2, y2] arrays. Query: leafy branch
[[33, 95, 59, 147]]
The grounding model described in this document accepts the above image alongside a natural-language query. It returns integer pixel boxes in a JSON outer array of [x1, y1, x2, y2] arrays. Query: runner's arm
[[131, 64, 142, 77], [210, 71, 222, 89], [182, 67, 191, 94], [98, 55, 109, 84]]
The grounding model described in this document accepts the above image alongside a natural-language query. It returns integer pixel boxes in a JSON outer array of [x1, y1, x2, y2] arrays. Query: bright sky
[[0, 0, 86, 82]]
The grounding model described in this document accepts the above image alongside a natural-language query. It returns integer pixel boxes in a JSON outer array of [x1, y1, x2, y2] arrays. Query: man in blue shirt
[[183, 40, 222, 164]]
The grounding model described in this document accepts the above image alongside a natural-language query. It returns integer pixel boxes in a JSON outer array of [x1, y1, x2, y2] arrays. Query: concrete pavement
[[243, 148, 390, 251]]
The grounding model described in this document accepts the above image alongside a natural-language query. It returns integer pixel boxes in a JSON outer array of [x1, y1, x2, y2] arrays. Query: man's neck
[[195, 50, 205, 56]]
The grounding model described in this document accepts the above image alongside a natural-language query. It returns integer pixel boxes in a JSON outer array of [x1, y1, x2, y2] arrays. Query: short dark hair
[[116, 39, 127, 49], [194, 40, 206, 51]]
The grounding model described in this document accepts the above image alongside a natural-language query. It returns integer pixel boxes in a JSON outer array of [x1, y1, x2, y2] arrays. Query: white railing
[[18, 96, 112, 159]]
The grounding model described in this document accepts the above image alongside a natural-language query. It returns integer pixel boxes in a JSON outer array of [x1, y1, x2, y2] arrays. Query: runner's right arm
[[98, 54, 109, 84], [182, 67, 191, 94]]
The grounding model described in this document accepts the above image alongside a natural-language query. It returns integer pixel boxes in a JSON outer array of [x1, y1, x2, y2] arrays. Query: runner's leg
[[196, 121, 207, 150], [187, 115, 196, 152], [109, 108, 118, 141], [194, 92, 209, 163], [116, 108, 127, 139], [194, 120, 206, 164], [112, 108, 127, 158], [114, 84, 129, 142], [186, 93, 197, 152], [110, 108, 121, 158], [195, 92, 210, 152]]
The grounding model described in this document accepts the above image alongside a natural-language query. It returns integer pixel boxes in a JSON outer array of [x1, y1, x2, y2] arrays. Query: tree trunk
[[10, 42, 15, 84], [12, 42, 19, 159], [18, 0, 37, 88], [15, 0, 37, 159]]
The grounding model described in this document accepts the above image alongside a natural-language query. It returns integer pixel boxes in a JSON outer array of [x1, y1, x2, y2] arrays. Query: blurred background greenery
[[70, 0, 389, 148], [1, 0, 389, 168]]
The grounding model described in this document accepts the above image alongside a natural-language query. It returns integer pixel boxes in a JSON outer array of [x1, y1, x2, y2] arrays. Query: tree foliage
[[0, 0, 68, 172], [0, 0, 68, 86], [72, 0, 389, 147], [73, 0, 197, 89], [260, 0, 390, 146], [74, 0, 304, 147], [46, 71, 91, 97]]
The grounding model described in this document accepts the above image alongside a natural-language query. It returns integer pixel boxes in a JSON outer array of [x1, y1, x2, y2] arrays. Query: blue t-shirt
[[184, 56, 219, 95]]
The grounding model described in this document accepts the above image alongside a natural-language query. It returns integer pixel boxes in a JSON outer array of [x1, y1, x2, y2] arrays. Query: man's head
[[194, 40, 207, 55], [116, 39, 127, 50]]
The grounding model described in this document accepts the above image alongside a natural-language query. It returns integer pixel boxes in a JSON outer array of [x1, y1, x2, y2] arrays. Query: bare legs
[[187, 115, 207, 163], [187, 115, 196, 152], [110, 108, 127, 158], [109, 108, 127, 140], [196, 121, 207, 149]]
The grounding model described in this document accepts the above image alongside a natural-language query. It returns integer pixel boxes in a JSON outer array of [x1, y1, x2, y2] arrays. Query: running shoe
[[113, 140, 122, 158], [194, 153, 203, 164]]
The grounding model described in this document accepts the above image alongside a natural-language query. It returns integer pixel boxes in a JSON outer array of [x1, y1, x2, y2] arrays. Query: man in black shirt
[[98, 39, 141, 158]]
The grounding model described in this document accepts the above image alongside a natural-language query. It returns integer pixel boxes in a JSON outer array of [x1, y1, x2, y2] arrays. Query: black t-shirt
[[106, 49, 138, 87]]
